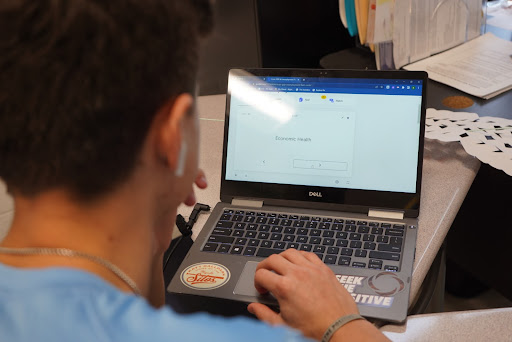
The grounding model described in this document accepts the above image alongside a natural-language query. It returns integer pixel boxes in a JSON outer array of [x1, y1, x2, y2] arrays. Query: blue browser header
[[243, 76, 423, 96]]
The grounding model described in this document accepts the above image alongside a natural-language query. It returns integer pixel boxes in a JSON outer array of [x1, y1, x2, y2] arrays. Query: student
[[0, 1, 388, 341]]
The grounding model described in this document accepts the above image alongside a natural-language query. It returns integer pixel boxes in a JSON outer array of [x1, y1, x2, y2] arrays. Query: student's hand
[[248, 249, 383, 341], [183, 168, 207, 206]]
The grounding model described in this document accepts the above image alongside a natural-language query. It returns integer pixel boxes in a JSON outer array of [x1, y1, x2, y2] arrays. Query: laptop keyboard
[[201, 209, 405, 272]]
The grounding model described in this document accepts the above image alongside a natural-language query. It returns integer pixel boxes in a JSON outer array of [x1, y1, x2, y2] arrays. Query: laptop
[[168, 68, 427, 323]]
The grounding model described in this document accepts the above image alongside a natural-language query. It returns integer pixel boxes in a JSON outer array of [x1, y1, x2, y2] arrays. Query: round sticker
[[180, 262, 231, 290]]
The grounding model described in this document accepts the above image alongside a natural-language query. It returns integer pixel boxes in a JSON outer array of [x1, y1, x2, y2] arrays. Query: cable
[[163, 203, 211, 271]]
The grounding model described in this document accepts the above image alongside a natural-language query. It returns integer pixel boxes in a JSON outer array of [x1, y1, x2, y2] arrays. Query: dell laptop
[[168, 68, 427, 323]]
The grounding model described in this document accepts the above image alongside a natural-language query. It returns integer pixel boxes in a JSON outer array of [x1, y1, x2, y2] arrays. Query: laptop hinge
[[231, 198, 264, 208], [368, 209, 404, 220]]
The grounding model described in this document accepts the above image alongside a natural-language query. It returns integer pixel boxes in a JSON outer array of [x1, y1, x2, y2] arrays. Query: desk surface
[[179, 94, 480, 304]]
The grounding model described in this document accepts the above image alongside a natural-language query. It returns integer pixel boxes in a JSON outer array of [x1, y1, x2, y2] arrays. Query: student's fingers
[[299, 250, 326, 266], [247, 303, 285, 326], [256, 253, 295, 276], [194, 169, 208, 189], [253, 268, 282, 294]]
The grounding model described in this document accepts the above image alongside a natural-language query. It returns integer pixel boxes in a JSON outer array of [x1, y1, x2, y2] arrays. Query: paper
[[366, 0, 377, 44], [339, 0, 348, 28], [404, 33, 512, 99], [392, 0, 483, 69], [426, 108, 512, 176], [373, 0, 394, 43], [355, 0, 370, 45]]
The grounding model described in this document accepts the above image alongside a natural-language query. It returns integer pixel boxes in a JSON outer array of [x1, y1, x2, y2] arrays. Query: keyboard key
[[230, 246, 243, 254], [267, 213, 277, 218], [256, 248, 281, 257], [350, 241, 362, 249], [248, 239, 260, 247], [378, 244, 402, 253], [232, 215, 243, 222], [223, 209, 234, 214], [270, 233, 283, 240], [309, 237, 322, 245], [306, 221, 318, 229], [376, 236, 389, 243], [289, 215, 299, 219], [369, 259, 383, 268], [297, 228, 308, 235], [355, 249, 367, 258], [334, 219, 344, 224], [245, 231, 257, 238], [324, 255, 337, 264], [332, 223, 344, 231], [341, 248, 353, 256], [384, 265, 399, 272], [258, 225, 270, 232], [338, 256, 351, 266], [257, 212, 266, 217], [278, 214, 288, 218], [300, 216, 310, 220], [274, 241, 286, 249], [309, 229, 321, 237], [208, 235, 235, 244], [243, 247, 256, 256], [369, 251, 400, 261], [381, 223, 391, 228], [358, 226, 370, 234], [283, 234, 295, 242], [202, 243, 218, 252], [313, 245, 326, 253], [271, 226, 283, 233], [246, 211, 255, 216], [312, 216, 322, 221], [282, 219, 293, 226], [357, 221, 367, 225], [371, 227, 384, 235], [322, 218, 333, 222], [257, 232, 270, 239], [297, 236, 308, 243], [235, 210, 245, 215], [218, 244, 231, 253], [220, 214, 232, 220], [216, 221, 234, 228], [363, 242, 377, 250], [287, 243, 299, 249], [293, 221, 305, 228], [336, 231, 348, 239], [385, 229, 404, 237], [255, 217, 267, 224], [349, 233, 362, 240], [300, 244, 313, 252], [232, 230, 244, 237], [234, 223, 246, 229], [322, 230, 334, 238], [369, 222, 380, 227], [284, 227, 296, 234], [345, 220, 355, 225], [268, 218, 280, 225], [261, 241, 272, 248], [322, 238, 335, 246], [247, 224, 258, 230], [352, 262, 366, 268], [319, 222, 331, 229], [235, 238, 248, 245], [393, 224, 405, 229], [315, 253, 324, 261], [363, 234, 375, 242], [336, 239, 348, 247], [212, 228, 232, 236], [327, 246, 340, 254], [345, 225, 356, 232], [244, 216, 255, 223], [390, 236, 403, 245]]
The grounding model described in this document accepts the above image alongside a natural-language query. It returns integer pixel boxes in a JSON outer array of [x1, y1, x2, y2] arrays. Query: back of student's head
[[0, 0, 213, 201]]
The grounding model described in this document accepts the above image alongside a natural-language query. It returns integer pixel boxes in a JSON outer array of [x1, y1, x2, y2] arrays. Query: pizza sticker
[[181, 262, 231, 290]]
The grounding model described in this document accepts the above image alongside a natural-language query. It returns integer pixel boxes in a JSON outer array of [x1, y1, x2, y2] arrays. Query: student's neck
[[0, 188, 156, 297]]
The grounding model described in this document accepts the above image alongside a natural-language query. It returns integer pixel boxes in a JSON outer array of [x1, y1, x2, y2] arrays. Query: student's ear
[[157, 93, 194, 175]]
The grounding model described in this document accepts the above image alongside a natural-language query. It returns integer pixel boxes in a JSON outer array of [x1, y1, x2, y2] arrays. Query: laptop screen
[[221, 69, 427, 217]]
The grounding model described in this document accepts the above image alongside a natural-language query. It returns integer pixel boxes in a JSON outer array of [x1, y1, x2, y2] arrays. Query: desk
[[168, 94, 480, 312]]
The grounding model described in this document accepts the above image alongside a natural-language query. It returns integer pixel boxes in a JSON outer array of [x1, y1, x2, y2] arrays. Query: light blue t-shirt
[[0, 263, 310, 342]]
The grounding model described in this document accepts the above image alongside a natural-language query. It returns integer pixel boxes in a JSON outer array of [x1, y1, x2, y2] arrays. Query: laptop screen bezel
[[220, 68, 427, 218]]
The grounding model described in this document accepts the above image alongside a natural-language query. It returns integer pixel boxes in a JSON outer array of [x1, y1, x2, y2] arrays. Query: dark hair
[[0, 0, 213, 201]]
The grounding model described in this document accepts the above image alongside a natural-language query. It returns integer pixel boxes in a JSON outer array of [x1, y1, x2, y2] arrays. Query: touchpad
[[233, 261, 277, 304]]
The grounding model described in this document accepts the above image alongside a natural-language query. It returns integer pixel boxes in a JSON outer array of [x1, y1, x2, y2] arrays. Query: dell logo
[[309, 191, 323, 198]]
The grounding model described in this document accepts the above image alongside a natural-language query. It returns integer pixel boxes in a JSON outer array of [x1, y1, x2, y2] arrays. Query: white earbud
[[175, 141, 187, 177]]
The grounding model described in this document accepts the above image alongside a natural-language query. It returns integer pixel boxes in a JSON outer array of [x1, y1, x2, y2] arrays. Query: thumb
[[248, 303, 285, 326]]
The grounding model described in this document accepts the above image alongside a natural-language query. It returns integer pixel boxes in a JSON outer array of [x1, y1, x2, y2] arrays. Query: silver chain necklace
[[0, 246, 141, 296]]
